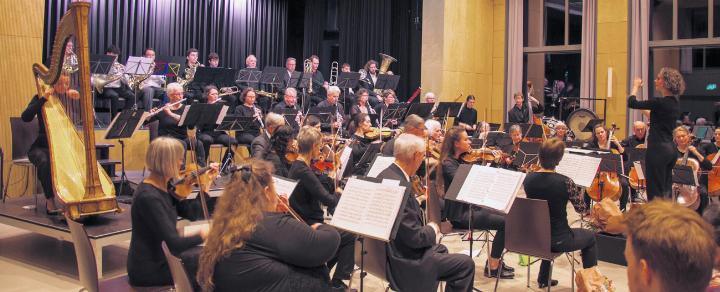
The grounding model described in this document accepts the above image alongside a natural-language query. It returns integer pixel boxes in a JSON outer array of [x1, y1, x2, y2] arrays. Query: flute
[[147, 98, 187, 118]]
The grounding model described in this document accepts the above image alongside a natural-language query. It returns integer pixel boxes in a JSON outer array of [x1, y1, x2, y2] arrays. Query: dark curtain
[[43, 0, 288, 70], [302, 0, 422, 100]]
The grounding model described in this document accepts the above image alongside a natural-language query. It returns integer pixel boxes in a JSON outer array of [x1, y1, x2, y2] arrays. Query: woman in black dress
[[196, 159, 341, 292], [628, 68, 684, 199], [523, 138, 597, 288], [435, 126, 515, 279], [234, 87, 263, 145], [349, 113, 381, 175], [266, 125, 295, 177], [127, 137, 213, 287]]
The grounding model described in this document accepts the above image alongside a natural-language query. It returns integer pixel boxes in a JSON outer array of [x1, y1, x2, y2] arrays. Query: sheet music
[[185, 188, 224, 199], [183, 220, 211, 237], [366, 156, 395, 178], [273, 175, 298, 199], [556, 152, 602, 187], [634, 161, 645, 180], [179, 106, 191, 126], [337, 146, 353, 178], [216, 105, 229, 124], [329, 178, 406, 241], [455, 165, 525, 213]]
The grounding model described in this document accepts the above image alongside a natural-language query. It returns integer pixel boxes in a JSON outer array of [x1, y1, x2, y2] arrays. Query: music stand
[[260, 66, 286, 88], [188, 67, 237, 95], [90, 54, 115, 75], [216, 115, 258, 133], [281, 108, 300, 130], [236, 68, 262, 88], [351, 143, 383, 176], [337, 72, 361, 89], [308, 106, 335, 133], [297, 71, 314, 111], [287, 71, 303, 89], [178, 103, 229, 129], [486, 131, 512, 147], [381, 103, 410, 127], [692, 125, 714, 142], [582, 118, 605, 133], [375, 74, 400, 91], [672, 165, 698, 204], [434, 102, 463, 119], [155, 55, 186, 79], [489, 123, 501, 131], [407, 103, 434, 119], [104, 109, 148, 196]]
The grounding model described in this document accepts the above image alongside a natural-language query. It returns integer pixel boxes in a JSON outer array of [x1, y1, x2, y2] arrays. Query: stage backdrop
[[43, 0, 289, 70]]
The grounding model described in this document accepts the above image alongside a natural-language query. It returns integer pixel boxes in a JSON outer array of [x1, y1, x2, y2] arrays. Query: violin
[[460, 148, 503, 164], [169, 163, 218, 199], [364, 127, 394, 140]]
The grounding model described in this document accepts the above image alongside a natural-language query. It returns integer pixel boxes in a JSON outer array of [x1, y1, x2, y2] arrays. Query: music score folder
[[329, 177, 407, 242], [444, 164, 525, 214]]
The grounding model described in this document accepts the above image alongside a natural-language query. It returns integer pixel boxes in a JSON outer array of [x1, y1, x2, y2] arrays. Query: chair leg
[[2, 164, 14, 203], [527, 259, 531, 288], [547, 260, 554, 292], [571, 253, 575, 292], [493, 252, 506, 292]]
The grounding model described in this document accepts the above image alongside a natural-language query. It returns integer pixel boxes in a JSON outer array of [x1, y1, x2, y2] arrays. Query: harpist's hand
[[66, 89, 80, 100]]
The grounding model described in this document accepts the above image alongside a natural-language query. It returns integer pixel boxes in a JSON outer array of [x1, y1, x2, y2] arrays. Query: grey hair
[[166, 82, 183, 94], [403, 114, 425, 130], [425, 119, 441, 133], [327, 85, 341, 96], [509, 124, 522, 134], [284, 87, 297, 97], [393, 134, 425, 162], [659, 67, 686, 96], [265, 112, 285, 129]]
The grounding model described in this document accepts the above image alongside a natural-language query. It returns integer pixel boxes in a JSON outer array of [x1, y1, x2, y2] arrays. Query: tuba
[[378, 53, 397, 74], [33, 1, 119, 219]]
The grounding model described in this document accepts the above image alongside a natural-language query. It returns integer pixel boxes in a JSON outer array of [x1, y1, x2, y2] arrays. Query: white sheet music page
[[365, 156, 395, 178], [272, 175, 298, 199], [556, 152, 602, 187], [455, 165, 525, 213], [329, 177, 405, 241], [337, 146, 353, 178]]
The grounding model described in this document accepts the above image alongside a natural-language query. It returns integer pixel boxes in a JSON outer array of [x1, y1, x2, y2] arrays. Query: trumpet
[[218, 86, 240, 97], [303, 58, 313, 94], [147, 98, 187, 118], [329, 61, 339, 86]]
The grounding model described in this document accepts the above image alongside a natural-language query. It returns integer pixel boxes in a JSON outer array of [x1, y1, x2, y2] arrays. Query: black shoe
[[486, 260, 515, 272], [331, 279, 356, 291], [538, 279, 559, 288], [483, 265, 515, 279]]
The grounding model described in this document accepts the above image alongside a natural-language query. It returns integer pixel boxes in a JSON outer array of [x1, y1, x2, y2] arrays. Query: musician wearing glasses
[[282, 57, 297, 90], [136, 47, 165, 112], [147, 82, 206, 166], [373, 89, 397, 124], [272, 88, 302, 132], [197, 85, 236, 164], [234, 87, 263, 145], [288, 127, 356, 290], [622, 121, 648, 149], [349, 88, 376, 120], [376, 134, 475, 292], [196, 159, 341, 292], [207, 52, 220, 68], [314, 86, 345, 131], [97, 45, 134, 118]]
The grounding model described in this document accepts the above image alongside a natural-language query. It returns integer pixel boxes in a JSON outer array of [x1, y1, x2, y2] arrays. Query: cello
[[33, 1, 119, 219], [586, 124, 621, 202]]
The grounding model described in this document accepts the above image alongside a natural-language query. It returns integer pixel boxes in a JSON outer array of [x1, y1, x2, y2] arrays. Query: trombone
[[218, 86, 240, 97]]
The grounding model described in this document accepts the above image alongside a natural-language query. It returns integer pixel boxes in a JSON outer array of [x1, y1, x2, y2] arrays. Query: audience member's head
[[624, 200, 716, 292]]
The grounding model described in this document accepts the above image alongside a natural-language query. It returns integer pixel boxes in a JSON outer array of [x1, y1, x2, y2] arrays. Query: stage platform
[[0, 196, 132, 278]]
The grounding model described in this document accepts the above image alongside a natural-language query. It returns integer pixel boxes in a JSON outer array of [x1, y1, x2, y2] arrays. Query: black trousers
[[646, 142, 676, 200], [538, 228, 597, 283], [137, 86, 164, 110], [451, 206, 506, 259], [235, 132, 256, 145], [102, 85, 134, 117], [27, 145, 53, 200], [433, 245, 476, 292], [180, 138, 206, 167], [198, 133, 236, 164], [326, 229, 356, 281]]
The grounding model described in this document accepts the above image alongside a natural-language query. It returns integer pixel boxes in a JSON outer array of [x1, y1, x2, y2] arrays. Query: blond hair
[[624, 200, 716, 292], [297, 126, 322, 155], [197, 159, 275, 291], [145, 137, 184, 178]]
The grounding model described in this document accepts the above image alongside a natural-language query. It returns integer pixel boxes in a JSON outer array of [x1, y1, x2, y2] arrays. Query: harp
[[32, 1, 119, 219]]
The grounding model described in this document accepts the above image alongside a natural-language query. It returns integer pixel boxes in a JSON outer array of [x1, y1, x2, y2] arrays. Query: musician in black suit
[[507, 91, 543, 123], [281, 57, 297, 90], [377, 134, 475, 292], [251, 112, 285, 159], [307, 55, 328, 107], [360, 60, 382, 108]]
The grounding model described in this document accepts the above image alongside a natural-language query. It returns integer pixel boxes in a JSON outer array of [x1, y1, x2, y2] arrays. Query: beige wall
[[596, 0, 629, 138], [0, 0, 45, 196], [421, 0, 506, 124]]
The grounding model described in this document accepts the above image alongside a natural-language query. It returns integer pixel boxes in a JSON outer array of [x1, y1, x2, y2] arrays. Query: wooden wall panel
[[0, 0, 45, 197], [596, 0, 629, 138]]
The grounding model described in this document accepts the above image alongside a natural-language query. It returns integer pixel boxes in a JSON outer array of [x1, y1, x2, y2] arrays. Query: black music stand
[[375, 74, 400, 91], [351, 143, 383, 176], [236, 69, 262, 88], [90, 54, 115, 75], [434, 102, 462, 121], [287, 71, 303, 89], [381, 103, 410, 128], [260, 66, 286, 88], [485, 131, 512, 147], [672, 165, 697, 186], [588, 152, 624, 201], [216, 115, 258, 133], [191, 67, 238, 90], [104, 109, 148, 196], [308, 106, 335, 134], [408, 103, 434, 119], [582, 119, 605, 133], [280, 108, 301, 130], [337, 72, 361, 110], [179, 103, 229, 129], [503, 123, 543, 140]]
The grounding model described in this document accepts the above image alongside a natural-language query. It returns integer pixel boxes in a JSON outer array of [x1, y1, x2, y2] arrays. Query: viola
[[169, 163, 218, 199], [460, 148, 503, 164]]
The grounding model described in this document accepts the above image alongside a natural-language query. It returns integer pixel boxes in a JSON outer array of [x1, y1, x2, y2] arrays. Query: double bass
[[33, 1, 119, 219]]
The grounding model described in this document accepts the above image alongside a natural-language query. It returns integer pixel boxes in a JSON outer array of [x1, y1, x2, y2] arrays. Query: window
[[648, 0, 720, 122], [523, 0, 583, 119]]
